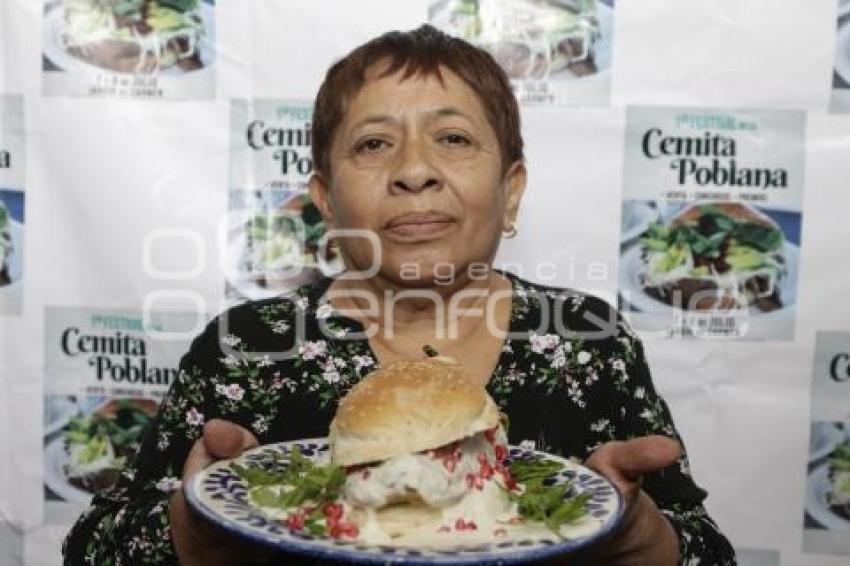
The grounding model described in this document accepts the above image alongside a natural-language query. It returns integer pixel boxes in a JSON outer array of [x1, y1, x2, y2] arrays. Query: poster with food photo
[[0, 95, 25, 316], [617, 107, 805, 341], [803, 332, 850, 556], [226, 100, 342, 303], [428, 0, 614, 106], [43, 307, 198, 523], [831, 0, 850, 112], [42, 0, 216, 99]]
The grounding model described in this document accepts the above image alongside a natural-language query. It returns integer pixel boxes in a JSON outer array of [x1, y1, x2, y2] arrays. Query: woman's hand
[[170, 419, 270, 566], [577, 435, 682, 566]]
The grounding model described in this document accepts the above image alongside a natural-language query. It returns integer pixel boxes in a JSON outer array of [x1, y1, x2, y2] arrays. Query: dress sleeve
[[608, 317, 737, 565], [62, 318, 240, 565]]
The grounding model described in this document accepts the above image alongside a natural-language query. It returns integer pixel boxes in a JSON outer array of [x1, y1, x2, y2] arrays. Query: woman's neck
[[326, 269, 511, 343]]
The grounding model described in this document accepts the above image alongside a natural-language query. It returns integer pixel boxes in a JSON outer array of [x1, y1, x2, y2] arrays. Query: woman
[[64, 25, 736, 565]]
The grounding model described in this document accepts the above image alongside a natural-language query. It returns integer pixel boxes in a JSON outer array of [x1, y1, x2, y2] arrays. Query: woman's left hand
[[576, 435, 682, 566]]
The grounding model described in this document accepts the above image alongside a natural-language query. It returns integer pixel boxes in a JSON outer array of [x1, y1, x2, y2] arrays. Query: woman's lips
[[384, 212, 455, 239]]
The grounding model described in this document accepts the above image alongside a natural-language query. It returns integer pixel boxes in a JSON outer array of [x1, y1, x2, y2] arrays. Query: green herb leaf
[[732, 222, 783, 252], [234, 446, 346, 511], [508, 458, 565, 483]]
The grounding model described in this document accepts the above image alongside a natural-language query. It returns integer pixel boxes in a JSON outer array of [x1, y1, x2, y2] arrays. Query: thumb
[[609, 435, 682, 481], [202, 419, 259, 460]]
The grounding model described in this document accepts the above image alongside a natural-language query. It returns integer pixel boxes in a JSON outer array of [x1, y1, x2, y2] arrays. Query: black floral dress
[[63, 270, 736, 565]]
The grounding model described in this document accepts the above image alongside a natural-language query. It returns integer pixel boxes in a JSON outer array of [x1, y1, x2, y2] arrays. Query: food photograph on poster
[[41, 0, 216, 98], [429, 0, 613, 105], [4, 1, 850, 565], [803, 332, 850, 556]]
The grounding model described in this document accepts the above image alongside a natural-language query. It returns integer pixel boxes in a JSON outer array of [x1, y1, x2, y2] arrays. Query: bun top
[[328, 357, 501, 467], [672, 202, 777, 228]]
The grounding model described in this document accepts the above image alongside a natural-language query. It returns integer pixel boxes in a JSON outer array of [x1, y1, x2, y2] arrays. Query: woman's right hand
[[169, 419, 270, 566]]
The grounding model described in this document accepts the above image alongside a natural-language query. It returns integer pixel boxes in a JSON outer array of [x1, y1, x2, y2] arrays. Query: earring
[[502, 222, 518, 239]]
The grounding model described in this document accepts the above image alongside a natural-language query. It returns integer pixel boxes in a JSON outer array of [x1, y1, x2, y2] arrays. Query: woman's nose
[[389, 141, 443, 194]]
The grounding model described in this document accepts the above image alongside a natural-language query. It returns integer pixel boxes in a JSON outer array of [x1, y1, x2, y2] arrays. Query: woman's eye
[[441, 133, 472, 147], [356, 138, 389, 154]]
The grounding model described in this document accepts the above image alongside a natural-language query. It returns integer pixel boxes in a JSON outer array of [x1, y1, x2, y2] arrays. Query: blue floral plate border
[[184, 438, 624, 565]]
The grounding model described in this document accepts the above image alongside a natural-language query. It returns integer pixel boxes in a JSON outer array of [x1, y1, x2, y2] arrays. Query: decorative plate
[[184, 438, 624, 565]]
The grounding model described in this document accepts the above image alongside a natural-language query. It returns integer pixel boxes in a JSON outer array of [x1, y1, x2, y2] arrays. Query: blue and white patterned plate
[[185, 438, 624, 565]]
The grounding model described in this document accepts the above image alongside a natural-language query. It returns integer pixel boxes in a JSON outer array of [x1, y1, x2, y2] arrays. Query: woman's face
[[310, 65, 525, 287]]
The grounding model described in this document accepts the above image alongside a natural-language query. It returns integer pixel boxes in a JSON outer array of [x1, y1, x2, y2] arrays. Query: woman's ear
[[502, 160, 527, 230], [308, 172, 335, 228]]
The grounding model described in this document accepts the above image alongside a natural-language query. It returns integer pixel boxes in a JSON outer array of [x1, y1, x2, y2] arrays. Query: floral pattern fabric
[[63, 271, 736, 565]]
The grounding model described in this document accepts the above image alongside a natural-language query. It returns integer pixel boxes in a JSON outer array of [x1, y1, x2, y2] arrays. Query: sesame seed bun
[[328, 358, 500, 467]]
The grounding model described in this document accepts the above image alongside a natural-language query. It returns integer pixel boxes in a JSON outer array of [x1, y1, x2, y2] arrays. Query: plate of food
[[226, 193, 343, 301], [186, 352, 623, 564], [619, 202, 798, 316], [43, 0, 214, 76], [430, 0, 611, 82], [44, 398, 158, 504], [0, 200, 23, 291], [806, 442, 850, 531]]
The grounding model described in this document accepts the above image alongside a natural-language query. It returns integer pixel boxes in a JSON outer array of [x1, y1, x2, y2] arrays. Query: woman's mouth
[[384, 212, 456, 240]]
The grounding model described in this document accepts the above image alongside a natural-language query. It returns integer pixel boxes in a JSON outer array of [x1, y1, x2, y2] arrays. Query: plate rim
[[185, 438, 625, 565], [44, 434, 94, 505], [805, 461, 850, 532], [809, 423, 846, 464]]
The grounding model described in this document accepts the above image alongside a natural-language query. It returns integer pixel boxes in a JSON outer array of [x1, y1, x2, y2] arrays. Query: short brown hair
[[311, 24, 523, 178]]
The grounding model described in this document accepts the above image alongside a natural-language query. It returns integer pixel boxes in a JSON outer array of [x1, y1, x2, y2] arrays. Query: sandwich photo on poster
[[803, 332, 850, 556], [617, 107, 806, 341], [226, 100, 342, 303], [428, 0, 614, 106], [43, 307, 198, 523], [831, 0, 850, 112], [0, 95, 25, 316], [42, 0, 216, 99]]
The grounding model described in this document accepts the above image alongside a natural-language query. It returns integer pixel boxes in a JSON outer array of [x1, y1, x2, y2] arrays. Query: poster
[[736, 549, 780, 566], [226, 99, 341, 303], [0, 95, 25, 316], [42, 0, 216, 99], [428, 0, 614, 106], [803, 332, 850, 556], [617, 107, 806, 341], [43, 307, 198, 523], [831, 0, 850, 112]]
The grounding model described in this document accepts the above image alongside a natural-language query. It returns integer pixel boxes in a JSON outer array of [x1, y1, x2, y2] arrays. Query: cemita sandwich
[[59, 0, 205, 74], [638, 202, 787, 312], [328, 355, 516, 543], [0, 201, 12, 286], [232, 351, 598, 544]]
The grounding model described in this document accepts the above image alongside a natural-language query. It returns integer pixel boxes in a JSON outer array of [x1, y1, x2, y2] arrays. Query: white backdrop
[[2, 1, 850, 565]]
